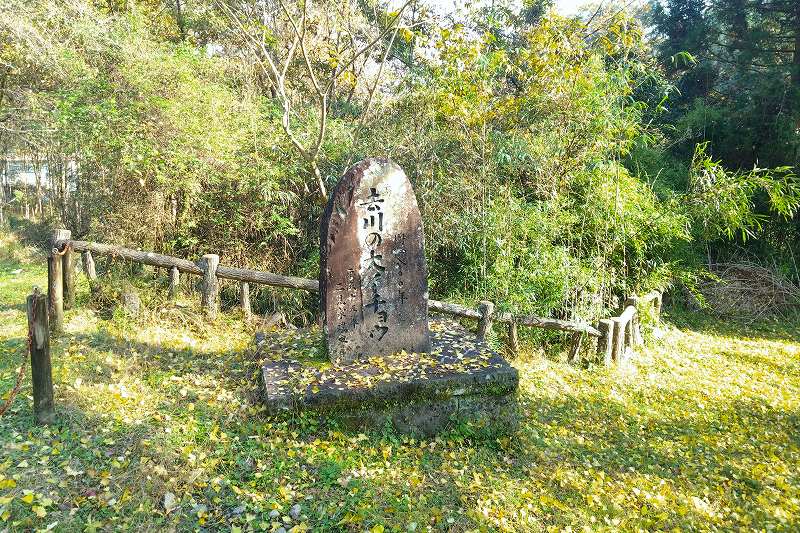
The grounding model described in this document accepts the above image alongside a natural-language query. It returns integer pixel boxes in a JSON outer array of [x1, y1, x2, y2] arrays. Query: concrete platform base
[[255, 320, 519, 437]]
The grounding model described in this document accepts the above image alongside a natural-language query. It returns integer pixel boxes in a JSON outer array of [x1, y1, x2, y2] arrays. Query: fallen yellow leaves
[[1, 234, 800, 531]]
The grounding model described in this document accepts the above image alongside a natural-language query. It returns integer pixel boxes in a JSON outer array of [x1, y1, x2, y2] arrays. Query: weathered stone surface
[[118, 286, 141, 316], [256, 320, 519, 436], [320, 158, 430, 363]]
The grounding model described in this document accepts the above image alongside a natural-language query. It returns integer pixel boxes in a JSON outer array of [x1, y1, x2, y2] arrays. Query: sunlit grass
[[1, 229, 799, 531]]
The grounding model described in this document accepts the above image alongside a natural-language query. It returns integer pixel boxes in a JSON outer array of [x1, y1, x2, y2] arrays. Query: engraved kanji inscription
[[320, 158, 431, 363]]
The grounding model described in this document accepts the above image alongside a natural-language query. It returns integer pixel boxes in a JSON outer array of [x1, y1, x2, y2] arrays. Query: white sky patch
[[414, 0, 646, 18], [555, 0, 591, 15]]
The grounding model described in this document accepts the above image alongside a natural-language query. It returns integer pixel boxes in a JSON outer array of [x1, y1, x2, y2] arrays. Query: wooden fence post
[[567, 331, 583, 364], [240, 282, 252, 320], [200, 254, 219, 319], [168, 266, 180, 300], [27, 287, 54, 424], [48, 229, 70, 333], [611, 316, 625, 364], [507, 321, 519, 355], [624, 296, 643, 347], [82, 250, 97, 283], [476, 301, 495, 342], [63, 242, 75, 310], [597, 319, 614, 367]]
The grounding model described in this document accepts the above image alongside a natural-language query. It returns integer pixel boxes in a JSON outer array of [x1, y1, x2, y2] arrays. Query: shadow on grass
[[68, 328, 260, 398], [47, 325, 407, 529], [7, 216, 53, 251], [0, 302, 27, 314], [0, 383, 198, 530]]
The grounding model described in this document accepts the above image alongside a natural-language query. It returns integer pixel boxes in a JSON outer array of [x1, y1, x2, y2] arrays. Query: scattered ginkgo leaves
[[1, 230, 799, 531]]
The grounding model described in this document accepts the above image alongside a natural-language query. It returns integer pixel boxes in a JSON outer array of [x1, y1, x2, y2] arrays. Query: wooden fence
[[596, 290, 663, 366], [46, 229, 661, 365]]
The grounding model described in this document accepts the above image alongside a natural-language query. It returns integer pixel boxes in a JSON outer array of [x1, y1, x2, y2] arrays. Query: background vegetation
[[1, 0, 798, 328]]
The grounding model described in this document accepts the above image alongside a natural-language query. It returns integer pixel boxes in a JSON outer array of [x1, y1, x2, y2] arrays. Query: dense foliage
[[1, 0, 798, 326], [645, 0, 800, 275]]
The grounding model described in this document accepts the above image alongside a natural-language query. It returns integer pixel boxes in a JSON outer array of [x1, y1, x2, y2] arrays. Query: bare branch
[[327, 0, 414, 93], [359, 20, 402, 130], [277, 0, 323, 96]]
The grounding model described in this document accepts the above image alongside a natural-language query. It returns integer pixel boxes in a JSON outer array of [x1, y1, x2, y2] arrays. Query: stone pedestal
[[257, 320, 519, 436]]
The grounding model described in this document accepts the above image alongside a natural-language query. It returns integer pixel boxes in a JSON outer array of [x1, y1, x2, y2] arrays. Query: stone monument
[[320, 158, 430, 363], [257, 158, 519, 436]]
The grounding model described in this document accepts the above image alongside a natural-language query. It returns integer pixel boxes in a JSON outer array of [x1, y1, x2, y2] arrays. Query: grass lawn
[[1, 228, 799, 532]]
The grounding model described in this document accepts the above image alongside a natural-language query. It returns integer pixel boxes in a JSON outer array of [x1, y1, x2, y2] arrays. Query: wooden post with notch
[[27, 287, 54, 424], [240, 281, 252, 320], [476, 301, 495, 342], [168, 266, 180, 300], [624, 296, 643, 347], [200, 254, 219, 319], [48, 229, 70, 333]]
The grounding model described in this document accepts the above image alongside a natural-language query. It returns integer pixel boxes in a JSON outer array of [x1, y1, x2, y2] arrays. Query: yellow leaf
[[1, 510, 10, 521], [32, 505, 46, 518], [371, 525, 385, 533], [21, 494, 34, 505]]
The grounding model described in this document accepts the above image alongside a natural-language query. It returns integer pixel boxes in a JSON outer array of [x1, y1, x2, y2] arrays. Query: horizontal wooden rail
[[427, 301, 599, 335], [216, 265, 319, 292], [617, 304, 636, 323], [61, 240, 202, 275], [428, 299, 482, 319], [55, 238, 600, 338], [60, 240, 318, 292], [639, 290, 661, 305], [496, 311, 600, 337]]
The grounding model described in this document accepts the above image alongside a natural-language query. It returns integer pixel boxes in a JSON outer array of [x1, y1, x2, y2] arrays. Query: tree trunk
[[175, 0, 187, 40], [34, 158, 43, 220], [793, 3, 800, 88]]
